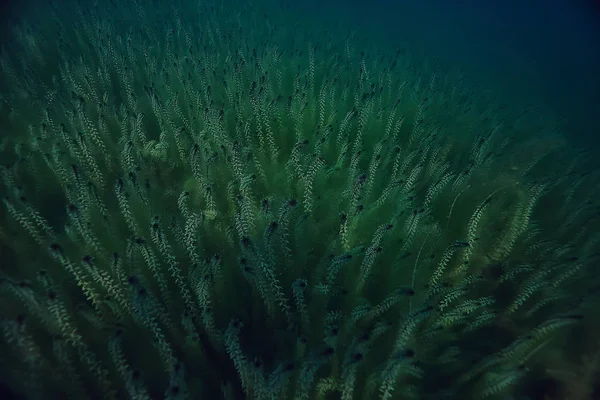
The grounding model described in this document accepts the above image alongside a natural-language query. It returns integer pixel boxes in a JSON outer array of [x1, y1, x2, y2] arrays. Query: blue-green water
[[294, 0, 600, 144]]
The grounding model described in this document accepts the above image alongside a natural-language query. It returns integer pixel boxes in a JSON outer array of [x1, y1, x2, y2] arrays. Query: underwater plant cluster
[[1, 0, 599, 399]]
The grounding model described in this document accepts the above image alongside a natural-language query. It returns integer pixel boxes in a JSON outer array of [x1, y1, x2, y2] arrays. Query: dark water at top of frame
[[0, 0, 598, 166], [296, 0, 600, 147], [2, 0, 599, 152]]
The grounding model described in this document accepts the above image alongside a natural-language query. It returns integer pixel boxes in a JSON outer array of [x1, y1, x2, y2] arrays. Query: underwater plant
[[1, 1, 599, 399]]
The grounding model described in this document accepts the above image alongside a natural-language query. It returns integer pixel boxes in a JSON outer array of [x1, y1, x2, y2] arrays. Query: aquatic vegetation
[[1, 1, 599, 399]]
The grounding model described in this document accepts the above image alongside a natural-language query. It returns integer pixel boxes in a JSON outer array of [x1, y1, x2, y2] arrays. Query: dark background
[[297, 0, 600, 147], [1, 0, 599, 147]]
